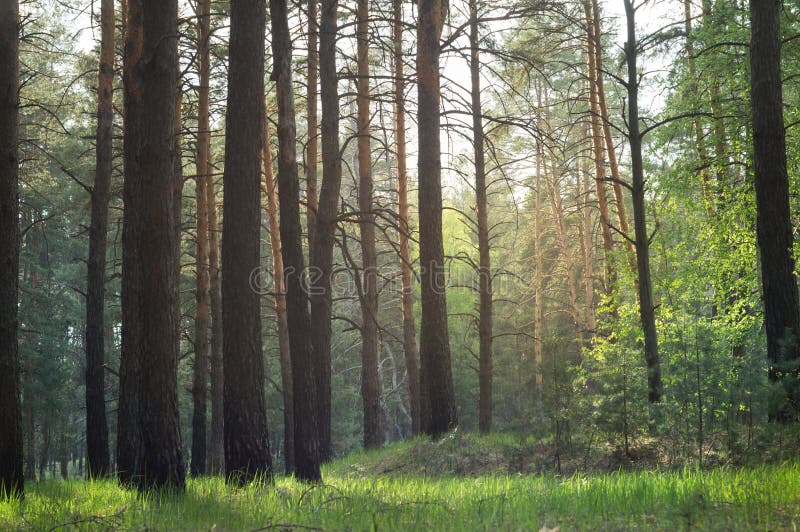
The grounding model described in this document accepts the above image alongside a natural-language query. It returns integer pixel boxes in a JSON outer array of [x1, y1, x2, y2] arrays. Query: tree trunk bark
[[356, 0, 382, 450], [583, 0, 614, 293], [533, 101, 544, 387], [417, 0, 457, 436], [84, 0, 114, 479], [135, 0, 185, 490], [0, 0, 24, 497], [309, 0, 343, 461], [24, 356, 35, 481], [207, 119, 224, 476], [624, 0, 662, 403], [306, 0, 318, 252], [591, 0, 634, 268], [222, 0, 272, 485], [262, 108, 295, 474], [270, 0, 322, 481], [392, 0, 420, 437], [190, 0, 211, 479], [580, 152, 597, 339], [469, 0, 492, 434], [749, 0, 800, 421], [117, 0, 144, 486]]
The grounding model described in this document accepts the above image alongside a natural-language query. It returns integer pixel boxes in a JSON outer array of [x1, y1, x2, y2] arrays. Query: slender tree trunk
[[624, 0, 662, 403], [306, 0, 319, 252], [196, 0, 220, 476], [59, 431, 68, 479], [533, 113, 544, 388], [417, 0, 457, 436], [117, 0, 144, 485], [580, 154, 597, 339], [583, 0, 614, 293], [591, 0, 634, 266], [39, 415, 50, 481], [469, 0, 492, 434], [0, 0, 24, 497], [24, 356, 35, 481], [270, 0, 322, 481], [84, 0, 114, 479], [750, 0, 800, 421], [191, 0, 211, 478], [310, 0, 342, 461], [262, 109, 294, 474], [544, 154, 583, 351], [683, 0, 713, 211], [207, 108, 224, 476], [356, 0, 382, 449], [392, 0, 420, 437], [222, 0, 272, 485]]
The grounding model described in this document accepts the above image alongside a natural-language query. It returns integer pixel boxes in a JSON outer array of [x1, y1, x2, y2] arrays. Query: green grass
[[1, 443, 799, 530]]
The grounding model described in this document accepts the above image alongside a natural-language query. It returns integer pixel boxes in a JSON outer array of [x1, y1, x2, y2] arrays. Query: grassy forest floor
[[2, 433, 799, 530]]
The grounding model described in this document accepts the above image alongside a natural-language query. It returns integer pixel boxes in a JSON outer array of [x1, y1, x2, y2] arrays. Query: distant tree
[[221, 0, 272, 484], [306, 0, 319, 252], [84, 0, 114, 479], [0, 0, 24, 499], [262, 115, 294, 474], [749, 0, 800, 421], [468, 0, 493, 433], [191, 0, 211, 477], [270, 0, 322, 482], [417, 0, 457, 436]]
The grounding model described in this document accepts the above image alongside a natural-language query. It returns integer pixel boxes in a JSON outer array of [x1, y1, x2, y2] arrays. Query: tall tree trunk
[[310, 0, 342, 461], [39, 415, 50, 480], [580, 153, 597, 339], [624, 0, 662, 403], [469, 0, 492, 434], [0, 0, 24, 497], [591, 0, 634, 266], [533, 136, 544, 387], [84, 0, 114, 479], [222, 0, 272, 485], [191, 0, 211, 478], [207, 104, 224, 476], [356, 0, 382, 449], [683, 0, 713, 211], [417, 0, 457, 436], [583, 0, 614, 292], [135, 0, 185, 490], [749, 0, 800, 421], [262, 109, 295, 474], [392, 0, 420, 437], [702, 1, 727, 197], [306, 0, 319, 252], [544, 153, 583, 351], [117, 0, 144, 485], [270, 0, 322, 482]]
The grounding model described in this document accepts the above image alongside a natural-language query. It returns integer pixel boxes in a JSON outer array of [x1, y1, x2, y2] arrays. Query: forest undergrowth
[[2, 432, 799, 531]]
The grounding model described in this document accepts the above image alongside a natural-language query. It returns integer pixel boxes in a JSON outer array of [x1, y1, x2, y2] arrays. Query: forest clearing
[[2, 433, 800, 530]]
